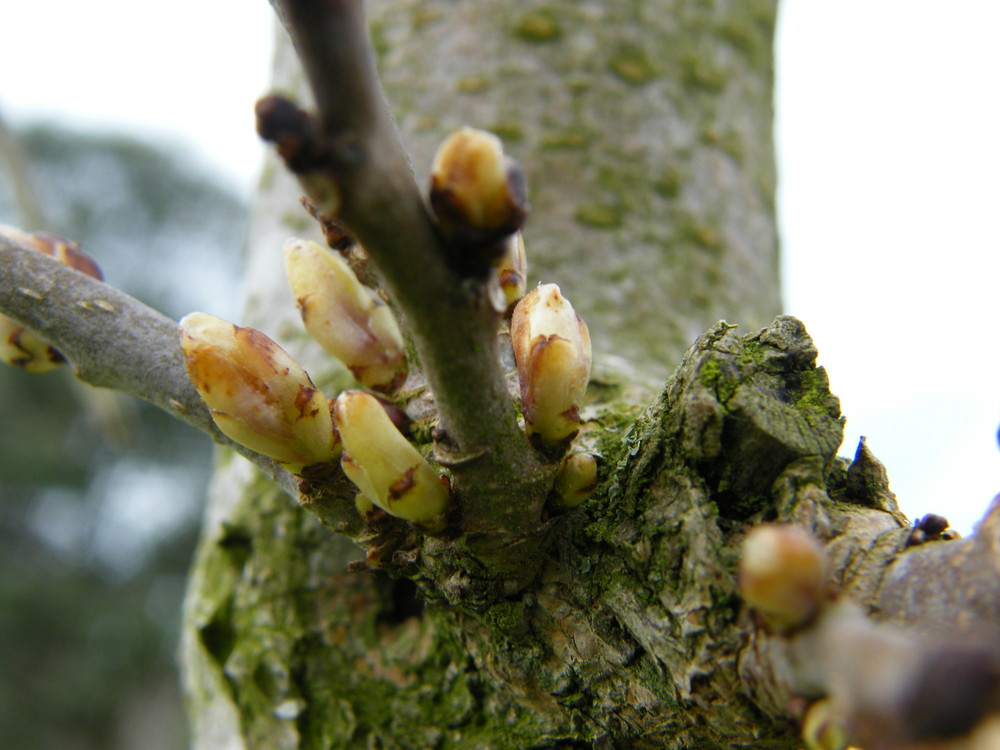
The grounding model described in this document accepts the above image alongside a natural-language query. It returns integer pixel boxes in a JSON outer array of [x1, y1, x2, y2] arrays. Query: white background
[[1, 0, 997, 533]]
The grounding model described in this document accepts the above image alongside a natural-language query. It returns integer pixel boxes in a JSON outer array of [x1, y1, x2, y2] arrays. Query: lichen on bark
[[183, 315, 917, 748]]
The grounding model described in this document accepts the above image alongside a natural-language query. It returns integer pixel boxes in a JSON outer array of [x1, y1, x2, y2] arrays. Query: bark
[[165, 2, 998, 749]]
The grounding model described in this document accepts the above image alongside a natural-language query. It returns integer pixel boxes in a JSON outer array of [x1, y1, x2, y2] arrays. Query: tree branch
[[0, 236, 296, 496], [265, 0, 545, 532]]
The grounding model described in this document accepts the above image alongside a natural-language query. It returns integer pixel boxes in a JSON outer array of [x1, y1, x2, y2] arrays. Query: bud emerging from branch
[[429, 127, 528, 274], [179, 312, 338, 474], [0, 225, 103, 372], [284, 238, 407, 392], [801, 699, 849, 750], [510, 284, 592, 450], [332, 390, 449, 529], [552, 452, 598, 508], [738, 524, 827, 632], [496, 232, 528, 309]]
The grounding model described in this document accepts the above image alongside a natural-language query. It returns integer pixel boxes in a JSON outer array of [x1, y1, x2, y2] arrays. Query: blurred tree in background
[[0, 124, 247, 750]]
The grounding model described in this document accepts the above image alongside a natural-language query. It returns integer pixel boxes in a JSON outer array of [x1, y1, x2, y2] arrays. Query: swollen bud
[[510, 284, 592, 450], [179, 312, 338, 474], [332, 390, 449, 529], [552, 452, 598, 508], [738, 524, 827, 632], [429, 127, 527, 272], [284, 238, 407, 392], [0, 225, 103, 372]]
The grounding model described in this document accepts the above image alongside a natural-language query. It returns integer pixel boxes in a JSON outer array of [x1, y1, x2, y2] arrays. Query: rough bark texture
[[179, 2, 998, 749]]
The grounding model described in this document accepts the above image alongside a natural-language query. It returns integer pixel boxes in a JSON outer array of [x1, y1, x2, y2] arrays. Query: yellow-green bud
[[284, 238, 407, 392], [738, 524, 827, 632], [332, 390, 449, 529], [429, 127, 527, 275], [496, 233, 528, 309], [0, 225, 103, 372], [510, 284, 592, 450], [801, 699, 849, 750], [179, 312, 338, 474], [552, 452, 598, 508]]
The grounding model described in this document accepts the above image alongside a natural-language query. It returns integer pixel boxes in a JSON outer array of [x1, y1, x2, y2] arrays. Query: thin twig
[[0, 236, 296, 495], [266, 0, 544, 531]]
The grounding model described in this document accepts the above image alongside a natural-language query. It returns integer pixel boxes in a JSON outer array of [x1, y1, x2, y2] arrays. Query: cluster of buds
[[429, 127, 528, 278], [332, 390, 449, 530], [511, 284, 592, 450], [738, 523, 828, 632], [0, 225, 103, 373], [284, 238, 407, 392], [179, 312, 339, 474]]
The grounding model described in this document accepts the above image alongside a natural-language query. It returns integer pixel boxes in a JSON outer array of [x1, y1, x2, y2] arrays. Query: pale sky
[[1, 0, 997, 534]]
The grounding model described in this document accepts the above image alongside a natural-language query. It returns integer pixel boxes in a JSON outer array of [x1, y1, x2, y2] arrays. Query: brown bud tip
[[255, 94, 325, 173], [0, 224, 102, 281], [0, 225, 103, 372], [916, 513, 949, 536]]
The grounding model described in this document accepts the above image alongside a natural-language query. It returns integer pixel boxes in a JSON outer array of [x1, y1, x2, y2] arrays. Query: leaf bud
[[552, 452, 598, 508], [332, 390, 449, 529], [284, 238, 407, 392], [801, 699, 849, 750], [0, 316, 65, 373], [738, 524, 827, 632], [510, 284, 592, 450], [0, 225, 102, 372], [429, 127, 528, 274], [179, 312, 338, 474], [496, 232, 528, 309]]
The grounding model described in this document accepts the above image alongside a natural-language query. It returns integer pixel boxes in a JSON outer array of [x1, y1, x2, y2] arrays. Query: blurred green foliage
[[0, 123, 248, 750]]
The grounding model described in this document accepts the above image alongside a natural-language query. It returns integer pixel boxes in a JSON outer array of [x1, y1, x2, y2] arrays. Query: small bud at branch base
[[738, 524, 827, 632], [496, 233, 528, 309], [333, 390, 449, 528], [552, 452, 598, 508], [510, 284, 592, 450], [801, 699, 849, 750]]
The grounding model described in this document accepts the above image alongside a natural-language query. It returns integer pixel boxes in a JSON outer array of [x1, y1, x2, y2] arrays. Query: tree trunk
[[179, 3, 998, 748]]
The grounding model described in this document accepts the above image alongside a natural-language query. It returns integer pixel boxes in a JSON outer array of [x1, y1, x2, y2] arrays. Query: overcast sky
[[1, 0, 997, 533]]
